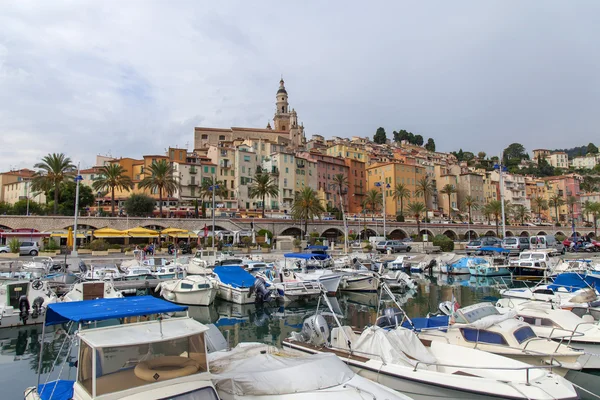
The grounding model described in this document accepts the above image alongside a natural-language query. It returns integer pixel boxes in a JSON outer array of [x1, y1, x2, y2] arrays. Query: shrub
[[109, 244, 121, 250], [44, 240, 60, 251], [293, 238, 301, 247], [396, 214, 405, 222], [555, 234, 566, 242], [555, 222, 561, 227], [242, 236, 252, 248], [364, 243, 373, 251], [8, 238, 20, 253], [260, 242, 270, 248], [161, 241, 173, 248], [123, 247, 132, 252], [315, 240, 323, 245], [257, 229, 273, 239], [432, 235, 454, 252], [89, 239, 109, 251]]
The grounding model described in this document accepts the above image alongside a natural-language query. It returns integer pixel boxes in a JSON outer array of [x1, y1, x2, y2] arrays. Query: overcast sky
[[1, 1, 599, 171]]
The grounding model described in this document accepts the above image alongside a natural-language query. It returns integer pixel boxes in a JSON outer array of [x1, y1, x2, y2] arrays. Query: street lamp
[[97, 192, 102, 217], [72, 164, 83, 256], [374, 178, 391, 239], [493, 159, 508, 239], [330, 183, 349, 254], [209, 175, 219, 250], [25, 180, 30, 216]]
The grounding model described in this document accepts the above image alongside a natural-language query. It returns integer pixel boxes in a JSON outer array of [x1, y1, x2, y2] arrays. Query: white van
[[529, 235, 565, 255]]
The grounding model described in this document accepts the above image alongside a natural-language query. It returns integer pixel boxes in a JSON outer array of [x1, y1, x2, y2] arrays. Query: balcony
[[271, 167, 279, 175], [220, 160, 231, 168], [296, 161, 305, 168], [188, 181, 198, 187], [189, 167, 197, 174]]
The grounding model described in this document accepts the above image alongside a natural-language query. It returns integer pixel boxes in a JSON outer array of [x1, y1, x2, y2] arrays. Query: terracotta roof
[[194, 127, 233, 132]]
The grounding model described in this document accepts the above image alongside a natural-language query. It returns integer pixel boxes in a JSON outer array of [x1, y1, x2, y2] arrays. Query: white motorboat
[[213, 266, 260, 305], [80, 264, 122, 280], [156, 275, 218, 306], [0, 279, 57, 328], [61, 281, 123, 302], [440, 257, 479, 275], [153, 265, 181, 279], [284, 314, 577, 400], [209, 342, 414, 400], [469, 255, 511, 276], [399, 302, 582, 377], [246, 263, 321, 304], [293, 269, 342, 294], [497, 298, 600, 370], [337, 269, 380, 292], [382, 270, 416, 291], [508, 250, 560, 279]]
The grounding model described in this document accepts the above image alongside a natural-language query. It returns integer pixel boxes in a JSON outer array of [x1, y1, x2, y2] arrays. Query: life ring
[[134, 356, 200, 382]]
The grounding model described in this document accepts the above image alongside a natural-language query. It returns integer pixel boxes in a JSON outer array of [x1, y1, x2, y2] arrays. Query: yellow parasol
[[93, 227, 127, 238], [124, 226, 159, 238], [66, 227, 73, 247]]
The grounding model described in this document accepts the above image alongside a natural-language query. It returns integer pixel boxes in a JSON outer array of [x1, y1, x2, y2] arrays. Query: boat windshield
[[78, 331, 207, 397], [459, 304, 500, 323], [513, 326, 536, 344]]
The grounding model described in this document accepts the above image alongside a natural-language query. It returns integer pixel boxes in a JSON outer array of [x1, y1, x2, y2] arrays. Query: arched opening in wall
[[63, 224, 98, 231], [505, 231, 514, 238], [0, 225, 13, 231], [520, 231, 529, 237], [420, 229, 434, 240], [588, 232, 595, 239], [555, 231, 565, 238], [280, 227, 303, 238], [321, 228, 344, 241], [573, 231, 581, 238], [357, 228, 377, 240], [144, 224, 168, 231], [464, 230, 478, 240], [389, 229, 408, 240], [485, 231, 496, 237], [537, 231, 547, 236], [443, 230, 458, 241]]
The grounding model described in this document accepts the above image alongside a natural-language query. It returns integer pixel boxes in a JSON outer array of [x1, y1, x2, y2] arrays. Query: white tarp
[[353, 326, 437, 367], [456, 310, 517, 330], [211, 348, 354, 395]]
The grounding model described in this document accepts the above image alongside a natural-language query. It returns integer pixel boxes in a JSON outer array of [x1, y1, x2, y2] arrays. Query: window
[[286, 167, 289, 173], [211, 167, 215, 174], [204, 166, 208, 173], [244, 155, 251, 162], [201, 134, 208, 140], [460, 328, 508, 345], [513, 326, 536, 344], [219, 135, 226, 140]]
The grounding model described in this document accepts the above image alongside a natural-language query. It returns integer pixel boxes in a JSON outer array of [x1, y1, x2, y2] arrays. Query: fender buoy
[[134, 356, 200, 382]]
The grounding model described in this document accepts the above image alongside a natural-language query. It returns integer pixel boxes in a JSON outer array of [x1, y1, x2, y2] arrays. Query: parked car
[[465, 240, 482, 255], [465, 237, 502, 255], [502, 237, 530, 252], [375, 240, 411, 253], [0, 241, 39, 256], [529, 235, 565, 255]]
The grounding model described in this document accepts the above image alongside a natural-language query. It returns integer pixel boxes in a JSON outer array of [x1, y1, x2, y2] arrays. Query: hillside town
[[1, 79, 598, 231]]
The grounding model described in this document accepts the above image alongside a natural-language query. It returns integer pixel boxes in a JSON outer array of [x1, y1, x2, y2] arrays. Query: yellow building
[[366, 161, 425, 217], [326, 144, 369, 163]]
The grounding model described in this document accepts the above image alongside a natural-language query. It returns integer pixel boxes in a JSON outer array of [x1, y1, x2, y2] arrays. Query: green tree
[[587, 143, 599, 155], [407, 202, 427, 239], [248, 172, 279, 218], [291, 187, 325, 237], [486, 200, 503, 236], [92, 164, 133, 217], [199, 177, 227, 218], [580, 177, 599, 194], [331, 173, 349, 217], [31, 153, 76, 214], [0, 202, 12, 215], [462, 195, 480, 224], [415, 176, 435, 214], [392, 183, 411, 218], [364, 189, 382, 214], [373, 127, 387, 144], [138, 160, 179, 218], [124, 193, 156, 217], [48, 181, 95, 216], [585, 202, 600, 237], [477, 151, 486, 160], [531, 196, 548, 223], [424, 138, 436, 152], [548, 194, 565, 224], [414, 134, 424, 146], [511, 204, 528, 225], [10, 200, 45, 215], [440, 184, 457, 219]]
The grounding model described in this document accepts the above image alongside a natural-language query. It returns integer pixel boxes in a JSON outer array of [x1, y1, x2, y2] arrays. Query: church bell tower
[[273, 78, 291, 131]]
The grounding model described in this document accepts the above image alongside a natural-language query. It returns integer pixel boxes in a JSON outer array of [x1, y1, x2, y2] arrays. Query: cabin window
[[520, 316, 561, 328], [181, 283, 194, 289], [197, 283, 210, 289], [513, 326, 536, 344], [460, 328, 508, 345]]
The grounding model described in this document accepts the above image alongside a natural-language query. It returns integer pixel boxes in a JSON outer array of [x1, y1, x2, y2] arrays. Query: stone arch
[[537, 231, 547, 236], [442, 230, 458, 241], [485, 230, 496, 237], [0, 224, 13, 231], [573, 231, 581, 237], [358, 228, 377, 240], [555, 231, 565, 238], [144, 224, 168, 231], [588, 232, 595, 239], [389, 229, 408, 240], [321, 227, 344, 240], [63, 224, 98, 231], [280, 227, 303, 238], [420, 229, 434, 239], [505, 231, 514, 238], [520, 231, 529, 237], [464, 230, 478, 240]]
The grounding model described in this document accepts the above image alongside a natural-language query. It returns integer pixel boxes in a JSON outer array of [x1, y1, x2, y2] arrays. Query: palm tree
[[580, 178, 599, 194], [462, 195, 480, 224], [415, 176, 435, 215], [440, 183, 457, 220], [332, 173, 349, 215], [31, 153, 75, 215], [586, 202, 600, 237], [482, 202, 492, 225], [248, 172, 279, 218], [511, 204, 528, 225], [364, 189, 382, 214], [548, 193, 565, 224], [531, 196, 548, 223], [487, 200, 503, 236], [392, 183, 411, 218], [138, 160, 179, 218], [407, 202, 427, 239], [199, 177, 227, 218], [291, 187, 326, 236], [92, 164, 133, 217]]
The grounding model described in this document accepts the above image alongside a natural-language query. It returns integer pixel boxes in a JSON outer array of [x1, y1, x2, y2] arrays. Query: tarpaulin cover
[[44, 296, 187, 326], [35, 380, 74, 400], [305, 245, 329, 251], [283, 253, 330, 260], [213, 266, 256, 288], [450, 257, 487, 268], [402, 316, 449, 332], [549, 272, 600, 292], [479, 246, 511, 253]]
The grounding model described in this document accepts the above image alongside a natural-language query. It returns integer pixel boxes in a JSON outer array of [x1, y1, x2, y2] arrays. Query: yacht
[[508, 250, 559, 279], [440, 257, 482, 275], [156, 275, 219, 306], [213, 266, 261, 305], [0, 279, 57, 328], [400, 302, 583, 377]]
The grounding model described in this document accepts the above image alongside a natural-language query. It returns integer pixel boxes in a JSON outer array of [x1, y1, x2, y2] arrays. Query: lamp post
[[72, 164, 83, 256], [375, 169, 391, 239], [209, 175, 219, 250], [97, 192, 102, 217], [330, 183, 349, 254], [493, 157, 508, 239], [25, 180, 30, 216]]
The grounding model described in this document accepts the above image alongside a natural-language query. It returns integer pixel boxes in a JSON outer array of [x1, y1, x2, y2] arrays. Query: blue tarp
[[45, 296, 187, 326], [283, 253, 330, 260], [213, 266, 256, 288], [35, 380, 74, 400], [479, 246, 510, 253], [549, 272, 600, 292], [305, 245, 329, 251], [449, 257, 487, 268], [402, 316, 449, 332]]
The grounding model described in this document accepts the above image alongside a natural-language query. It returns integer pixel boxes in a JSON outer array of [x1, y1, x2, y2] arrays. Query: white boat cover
[[456, 310, 517, 330], [353, 326, 437, 367], [212, 350, 354, 395]]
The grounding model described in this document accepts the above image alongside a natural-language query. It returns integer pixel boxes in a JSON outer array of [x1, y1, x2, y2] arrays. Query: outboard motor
[[31, 297, 44, 319], [18, 295, 30, 324], [375, 307, 404, 329], [438, 301, 454, 316], [252, 276, 272, 304], [296, 315, 330, 346], [78, 260, 88, 274]]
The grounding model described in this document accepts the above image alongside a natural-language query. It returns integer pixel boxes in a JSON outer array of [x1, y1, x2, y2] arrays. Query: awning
[[124, 226, 159, 238], [44, 296, 187, 326], [93, 227, 127, 238], [50, 231, 87, 239], [161, 227, 189, 235]]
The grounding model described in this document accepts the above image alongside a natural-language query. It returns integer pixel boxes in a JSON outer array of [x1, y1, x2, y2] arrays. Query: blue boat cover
[[450, 257, 487, 267], [45, 296, 187, 326], [283, 253, 330, 260], [479, 246, 510, 253], [305, 245, 329, 251], [213, 266, 256, 288], [35, 380, 74, 400], [549, 272, 600, 292], [402, 316, 449, 332]]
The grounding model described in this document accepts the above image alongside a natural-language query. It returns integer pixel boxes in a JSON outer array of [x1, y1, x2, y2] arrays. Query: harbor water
[[1, 274, 598, 399]]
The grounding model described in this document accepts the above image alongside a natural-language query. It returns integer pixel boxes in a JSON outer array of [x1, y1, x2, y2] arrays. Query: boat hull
[[217, 284, 255, 305], [340, 275, 379, 292], [441, 265, 470, 275], [161, 288, 217, 306], [566, 341, 600, 370], [468, 266, 510, 276]]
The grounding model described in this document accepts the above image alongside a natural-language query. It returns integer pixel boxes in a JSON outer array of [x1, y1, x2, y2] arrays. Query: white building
[[571, 154, 600, 170], [546, 152, 569, 169]]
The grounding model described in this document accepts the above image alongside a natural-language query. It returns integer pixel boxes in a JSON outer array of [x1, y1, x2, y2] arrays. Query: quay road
[[0, 215, 596, 241]]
